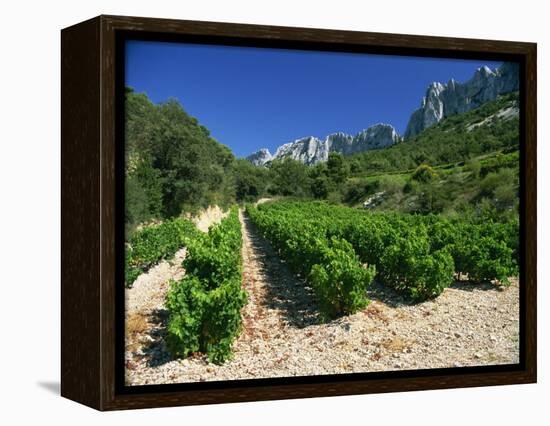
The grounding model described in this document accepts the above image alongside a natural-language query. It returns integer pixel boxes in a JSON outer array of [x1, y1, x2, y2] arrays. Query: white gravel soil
[[125, 210, 519, 386]]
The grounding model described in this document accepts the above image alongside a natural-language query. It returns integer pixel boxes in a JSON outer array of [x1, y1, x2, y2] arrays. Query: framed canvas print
[[61, 15, 536, 410]]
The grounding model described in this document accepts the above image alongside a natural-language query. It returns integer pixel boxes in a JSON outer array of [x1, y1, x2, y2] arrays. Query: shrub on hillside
[[412, 164, 438, 183]]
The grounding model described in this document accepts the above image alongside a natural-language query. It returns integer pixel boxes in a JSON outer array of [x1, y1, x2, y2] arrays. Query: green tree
[[326, 152, 349, 184], [125, 90, 238, 233], [465, 158, 481, 179], [311, 175, 332, 199], [269, 158, 312, 197], [233, 159, 266, 202]]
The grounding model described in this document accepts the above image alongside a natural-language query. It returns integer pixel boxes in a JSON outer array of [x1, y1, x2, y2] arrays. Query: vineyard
[[247, 201, 518, 302], [124, 200, 519, 383], [125, 218, 199, 287]]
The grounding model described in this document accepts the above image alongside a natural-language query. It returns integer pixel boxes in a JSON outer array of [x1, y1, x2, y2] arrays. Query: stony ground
[[125, 247, 187, 357], [191, 205, 228, 232], [125, 210, 519, 385]]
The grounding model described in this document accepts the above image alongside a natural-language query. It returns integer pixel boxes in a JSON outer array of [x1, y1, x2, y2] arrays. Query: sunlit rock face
[[248, 124, 401, 166], [274, 136, 330, 165], [246, 148, 273, 166], [404, 62, 519, 138], [247, 62, 518, 165]]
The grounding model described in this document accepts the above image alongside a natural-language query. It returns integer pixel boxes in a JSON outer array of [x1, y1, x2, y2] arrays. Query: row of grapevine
[[165, 208, 247, 364], [248, 201, 518, 302], [247, 205, 376, 319], [125, 218, 200, 287]]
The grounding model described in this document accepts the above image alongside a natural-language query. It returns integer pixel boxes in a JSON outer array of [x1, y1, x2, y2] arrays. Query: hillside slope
[[342, 92, 520, 216], [345, 91, 519, 176]]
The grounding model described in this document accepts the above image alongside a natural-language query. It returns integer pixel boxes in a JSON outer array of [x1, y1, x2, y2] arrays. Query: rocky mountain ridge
[[247, 62, 519, 166], [246, 148, 273, 166], [247, 124, 401, 166]]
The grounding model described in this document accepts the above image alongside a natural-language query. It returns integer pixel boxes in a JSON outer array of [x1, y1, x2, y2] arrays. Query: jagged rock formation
[[246, 148, 273, 166], [246, 62, 519, 165], [353, 125, 401, 151], [273, 136, 330, 165], [249, 124, 401, 166], [404, 62, 519, 138]]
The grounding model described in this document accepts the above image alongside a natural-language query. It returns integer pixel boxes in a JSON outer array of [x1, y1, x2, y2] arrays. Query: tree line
[[124, 88, 352, 234]]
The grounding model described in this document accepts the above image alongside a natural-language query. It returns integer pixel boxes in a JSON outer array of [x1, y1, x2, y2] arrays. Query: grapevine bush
[[309, 237, 376, 319], [125, 218, 199, 287], [166, 208, 247, 364], [378, 231, 454, 300]]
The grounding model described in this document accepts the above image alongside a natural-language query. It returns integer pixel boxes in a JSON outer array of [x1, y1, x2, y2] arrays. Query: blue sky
[[126, 40, 502, 158]]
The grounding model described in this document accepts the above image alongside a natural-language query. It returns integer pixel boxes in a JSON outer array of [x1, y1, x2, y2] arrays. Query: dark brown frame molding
[[61, 15, 537, 411]]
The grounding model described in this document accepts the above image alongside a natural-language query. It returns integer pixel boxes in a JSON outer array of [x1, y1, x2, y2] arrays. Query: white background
[[0, 0, 546, 423]]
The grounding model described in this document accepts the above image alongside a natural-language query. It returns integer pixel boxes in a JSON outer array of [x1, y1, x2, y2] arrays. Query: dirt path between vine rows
[[125, 209, 519, 386]]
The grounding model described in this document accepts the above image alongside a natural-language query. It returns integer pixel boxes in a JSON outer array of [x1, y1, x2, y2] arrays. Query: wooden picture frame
[[61, 14, 536, 411]]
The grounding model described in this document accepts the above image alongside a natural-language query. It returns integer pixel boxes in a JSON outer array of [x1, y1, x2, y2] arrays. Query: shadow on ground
[[141, 308, 174, 368], [368, 278, 503, 309], [366, 280, 413, 308], [242, 213, 319, 329], [449, 280, 504, 292], [37, 381, 60, 395]]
